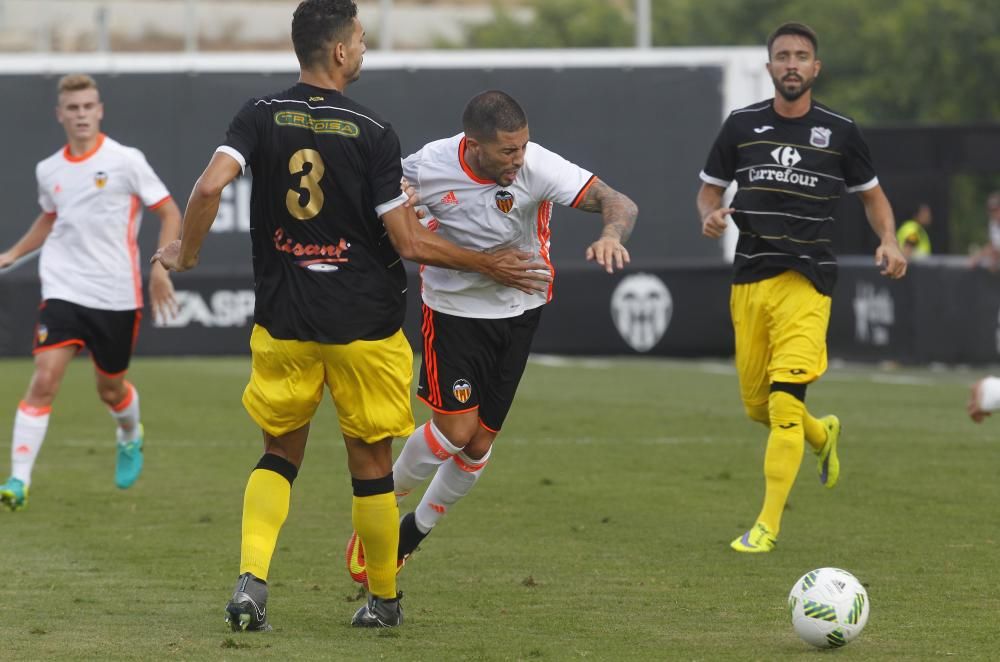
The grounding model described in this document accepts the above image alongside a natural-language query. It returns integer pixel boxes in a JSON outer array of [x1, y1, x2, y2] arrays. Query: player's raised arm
[[152, 151, 242, 272], [381, 203, 551, 294], [575, 178, 637, 274]]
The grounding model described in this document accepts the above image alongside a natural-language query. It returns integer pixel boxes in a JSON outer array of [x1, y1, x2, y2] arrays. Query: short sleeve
[[842, 123, 878, 193], [126, 148, 171, 208], [401, 147, 422, 189], [700, 116, 737, 187], [525, 143, 594, 208], [369, 126, 405, 216], [218, 99, 260, 174], [36, 163, 56, 214]]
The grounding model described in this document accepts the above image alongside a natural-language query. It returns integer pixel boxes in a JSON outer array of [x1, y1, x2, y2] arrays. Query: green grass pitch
[[1, 355, 998, 660]]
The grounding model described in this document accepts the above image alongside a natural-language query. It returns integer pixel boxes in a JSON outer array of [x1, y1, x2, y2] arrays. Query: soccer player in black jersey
[[153, 0, 548, 629], [696, 22, 907, 553]]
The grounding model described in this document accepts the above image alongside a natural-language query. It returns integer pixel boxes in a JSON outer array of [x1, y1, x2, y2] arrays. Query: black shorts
[[417, 304, 542, 433], [33, 299, 141, 376]]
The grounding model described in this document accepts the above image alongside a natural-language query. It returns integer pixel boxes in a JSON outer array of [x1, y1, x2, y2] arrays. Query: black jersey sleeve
[[701, 116, 738, 185], [222, 99, 261, 167], [841, 122, 878, 191], [369, 125, 405, 211]]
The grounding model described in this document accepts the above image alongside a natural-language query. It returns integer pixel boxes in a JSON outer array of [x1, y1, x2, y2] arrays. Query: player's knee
[[27, 371, 61, 404], [97, 382, 127, 407], [744, 402, 770, 426], [464, 431, 496, 460], [768, 384, 807, 429], [432, 415, 477, 449]]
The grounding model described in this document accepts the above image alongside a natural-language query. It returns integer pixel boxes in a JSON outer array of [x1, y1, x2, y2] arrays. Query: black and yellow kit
[[222, 82, 408, 344], [700, 99, 878, 296]]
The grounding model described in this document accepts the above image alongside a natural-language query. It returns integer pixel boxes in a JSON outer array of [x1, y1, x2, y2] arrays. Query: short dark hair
[[291, 0, 358, 69], [767, 22, 818, 58], [462, 91, 528, 142]]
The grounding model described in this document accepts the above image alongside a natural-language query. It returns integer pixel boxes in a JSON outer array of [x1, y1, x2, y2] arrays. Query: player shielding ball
[[0, 74, 181, 510]]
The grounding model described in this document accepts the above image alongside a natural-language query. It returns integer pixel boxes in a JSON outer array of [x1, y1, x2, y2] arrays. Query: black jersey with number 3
[[221, 82, 407, 343], [700, 100, 878, 295]]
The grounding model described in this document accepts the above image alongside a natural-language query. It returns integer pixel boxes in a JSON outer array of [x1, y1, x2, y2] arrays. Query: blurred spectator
[[896, 202, 932, 259], [968, 192, 1000, 270]]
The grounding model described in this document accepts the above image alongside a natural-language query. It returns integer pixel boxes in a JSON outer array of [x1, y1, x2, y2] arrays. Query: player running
[[0, 73, 181, 510], [696, 22, 906, 553]]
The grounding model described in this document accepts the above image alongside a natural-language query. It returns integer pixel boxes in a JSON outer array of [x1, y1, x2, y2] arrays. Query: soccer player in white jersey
[[347, 89, 638, 586], [0, 74, 181, 510]]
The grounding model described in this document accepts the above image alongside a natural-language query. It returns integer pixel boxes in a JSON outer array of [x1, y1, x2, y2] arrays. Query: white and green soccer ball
[[788, 567, 869, 649]]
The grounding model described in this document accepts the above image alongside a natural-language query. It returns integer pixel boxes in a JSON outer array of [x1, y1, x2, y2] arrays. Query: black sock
[[398, 511, 428, 559]]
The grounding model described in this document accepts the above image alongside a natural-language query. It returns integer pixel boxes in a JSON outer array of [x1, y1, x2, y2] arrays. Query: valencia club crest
[[452, 379, 472, 404], [495, 190, 514, 214]]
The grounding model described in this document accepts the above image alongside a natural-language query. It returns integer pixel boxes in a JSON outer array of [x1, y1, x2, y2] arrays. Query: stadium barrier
[[1, 258, 996, 364]]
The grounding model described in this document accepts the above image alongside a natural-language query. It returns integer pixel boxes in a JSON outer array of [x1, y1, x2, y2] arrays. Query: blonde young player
[[0, 74, 181, 510], [347, 90, 638, 586]]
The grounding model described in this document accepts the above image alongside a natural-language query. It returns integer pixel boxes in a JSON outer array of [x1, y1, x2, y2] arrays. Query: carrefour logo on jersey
[[747, 145, 819, 187], [770, 146, 801, 167]]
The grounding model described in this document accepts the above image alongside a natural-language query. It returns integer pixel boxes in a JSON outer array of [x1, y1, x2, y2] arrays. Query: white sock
[[414, 446, 491, 533], [393, 421, 461, 502], [108, 382, 141, 444], [979, 376, 1000, 412], [11, 401, 51, 487]]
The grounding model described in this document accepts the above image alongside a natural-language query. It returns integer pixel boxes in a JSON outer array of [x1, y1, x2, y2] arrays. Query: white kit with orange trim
[[403, 133, 594, 319], [35, 133, 171, 310]]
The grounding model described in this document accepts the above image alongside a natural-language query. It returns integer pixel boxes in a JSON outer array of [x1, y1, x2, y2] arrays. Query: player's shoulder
[[36, 147, 65, 175], [407, 133, 463, 166], [724, 99, 774, 124], [337, 96, 393, 133], [522, 140, 582, 176], [524, 140, 569, 163], [99, 135, 144, 158], [809, 101, 857, 127]]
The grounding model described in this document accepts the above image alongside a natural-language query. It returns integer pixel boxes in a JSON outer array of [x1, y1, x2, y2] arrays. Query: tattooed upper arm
[[576, 179, 611, 213], [576, 178, 638, 242]]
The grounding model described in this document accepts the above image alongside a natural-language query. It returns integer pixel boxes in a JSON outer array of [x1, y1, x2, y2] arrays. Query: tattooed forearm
[[577, 179, 637, 243]]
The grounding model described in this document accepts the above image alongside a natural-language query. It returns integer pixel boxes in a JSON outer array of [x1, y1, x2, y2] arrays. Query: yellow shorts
[[730, 270, 831, 408], [242, 324, 415, 443]]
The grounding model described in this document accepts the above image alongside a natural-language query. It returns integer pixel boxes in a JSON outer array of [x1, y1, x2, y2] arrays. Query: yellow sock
[[803, 412, 827, 452], [240, 463, 294, 580], [353, 491, 399, 599], [757, 391, 806, 535]]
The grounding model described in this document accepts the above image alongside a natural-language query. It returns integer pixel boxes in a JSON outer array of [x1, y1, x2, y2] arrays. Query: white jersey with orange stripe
[[402, 133, 594, 319], [35, 133, 171, 311]]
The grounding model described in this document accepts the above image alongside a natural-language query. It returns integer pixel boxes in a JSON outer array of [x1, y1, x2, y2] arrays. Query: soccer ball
[[788, 567, 869, 649]]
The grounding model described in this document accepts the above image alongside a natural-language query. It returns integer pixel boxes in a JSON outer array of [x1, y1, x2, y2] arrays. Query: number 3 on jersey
[[286, 148, 325, 220]]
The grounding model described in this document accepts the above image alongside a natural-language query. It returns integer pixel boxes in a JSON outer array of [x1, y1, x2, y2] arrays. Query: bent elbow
[[391, 234, 422, 262], [194, 176, 227, 200]]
